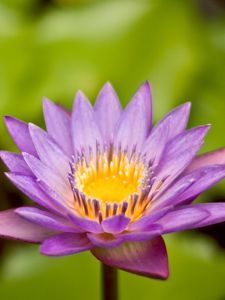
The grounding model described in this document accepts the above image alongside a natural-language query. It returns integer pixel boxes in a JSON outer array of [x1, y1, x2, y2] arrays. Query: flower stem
[[101, 263, 118, 300]]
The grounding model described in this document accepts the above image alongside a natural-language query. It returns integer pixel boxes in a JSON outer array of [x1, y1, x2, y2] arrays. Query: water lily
[[1, 81, 225, 280]]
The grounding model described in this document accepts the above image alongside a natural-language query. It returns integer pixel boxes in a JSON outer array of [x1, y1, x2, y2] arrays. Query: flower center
[[74, 150, 145, 203], [69, 146, 152, 222]]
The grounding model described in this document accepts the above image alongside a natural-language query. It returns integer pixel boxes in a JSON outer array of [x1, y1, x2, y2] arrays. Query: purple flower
[[1, 81, 225, 279]]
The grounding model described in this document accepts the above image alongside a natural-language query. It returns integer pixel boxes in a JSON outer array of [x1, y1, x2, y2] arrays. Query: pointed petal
[[158, 206, 209, 233], [23, 153, 72, 202], [40, 233, 93, 256], [68, 213, 103, 233], [37, 180, 71, 214], [114, 81, 152, 152], [101, 214, 130, 234], [91, 236, 169, 279], [0, 151, 31, 175], [152, 125, 210, 196], [0, 209, 56, 242], [174, 165, 225, 205], [71, 91, 102, 155], [142, 102, 191, 165], [4, 116, 36, 155], [29, 123, 70, 177], [15, 207, 80, 232], [5, 173, 64, 214], [142, 117, 170, 167], [151, 165, 225, 210], [129, 207, 172, 231], [94, 82, 122, 143], [189, 203, 225, 228], [43, 97, 73, 156], [186, 147, 225, 173], [153, 102, 191, 142]]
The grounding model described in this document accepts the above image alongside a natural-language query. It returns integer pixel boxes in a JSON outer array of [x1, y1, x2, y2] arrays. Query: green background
[[0, 0, 225, 299]]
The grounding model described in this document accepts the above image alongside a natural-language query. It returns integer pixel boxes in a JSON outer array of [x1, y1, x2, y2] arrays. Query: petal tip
[[4, 115, 17, 127], [42, 96, 53, 108]]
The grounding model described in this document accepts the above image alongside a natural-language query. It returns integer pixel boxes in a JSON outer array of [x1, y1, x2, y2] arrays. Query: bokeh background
[[0, 0, 225, 299]]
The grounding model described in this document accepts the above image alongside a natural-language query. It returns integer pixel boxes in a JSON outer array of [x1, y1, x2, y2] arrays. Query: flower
[[1, 81, 225, 279]]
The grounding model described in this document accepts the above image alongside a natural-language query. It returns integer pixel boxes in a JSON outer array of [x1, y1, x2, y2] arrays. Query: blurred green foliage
[[0, 0, 225, 299]]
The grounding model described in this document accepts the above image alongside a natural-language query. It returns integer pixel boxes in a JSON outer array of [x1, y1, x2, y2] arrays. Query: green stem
[[101, 263, 118, 300]]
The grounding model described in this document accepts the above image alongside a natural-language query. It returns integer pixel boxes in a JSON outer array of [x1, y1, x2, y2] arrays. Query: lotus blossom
[[1, 81, 225, 279]]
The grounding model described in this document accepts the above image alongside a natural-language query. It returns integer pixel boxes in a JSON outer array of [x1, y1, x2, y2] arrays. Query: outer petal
[[23, 153, 72, 202], [184, 203, 225, 228], [91, 236, 169, 279], [0, 151, 31, 175], [94, 82, 122, 143], [43, 97, 73, 156], [71, 91, 102, 155], [151, 125, 210, 196], [4, 116, 36, 155], [152, 102, 191, 142], [186, 147, 225, 172], [142, 102, 191, 165], [157, 206, 209, 234], [5, 173, 66, 215], [174, 165, 225, 205], [29, 123, 70, 177], [129, 207, 172, 231], [15, 207, 80, 232], [40, 233, 93, 256], [151, 165, 225, 210], [0, 209, 56, 243], [114, 81, 152, 152], [101, 214, 130, 234]]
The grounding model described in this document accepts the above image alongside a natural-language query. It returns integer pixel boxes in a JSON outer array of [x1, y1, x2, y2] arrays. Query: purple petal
[[5, 173, 64, 214], [150, 165, 225, 210], [186, 147, 225, 173], [174, 165, 225, 205], [68, 213, 103, 234], [157, 206, 209, 233], [0, 209, 56, 242], [153, 102, 191, 142], [94, 82, 122, 143], [0, 151, 31, 175], [40, 233, 93, 256], [43, 97, 73, 156], [71, 91, 102, 155], [87, 233, 123, 248], [189, 203, 225, 228], [4, 116, 37, 155], [152, 125, 210, 196], [15, 207, 80, 232], [101, 214, 130, 234], [142, 102, 191, 165], [141, 116, 170, 167], [118, 224, 161, 242], [114, 81, 152, 152], [129, 207, 172, 231], [37, 180, 72, 214], [23, 153, 73, 202], [91, 236, 169, 279], [29, 123, 70, 177]]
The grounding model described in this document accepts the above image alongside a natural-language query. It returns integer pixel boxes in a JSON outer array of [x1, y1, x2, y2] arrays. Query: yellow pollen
[[71, 148, 153, 222], [74, 151, 145, 203]]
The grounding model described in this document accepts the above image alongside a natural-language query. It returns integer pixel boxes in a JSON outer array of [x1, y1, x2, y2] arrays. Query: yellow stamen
[[72, 148, 151, 222]]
